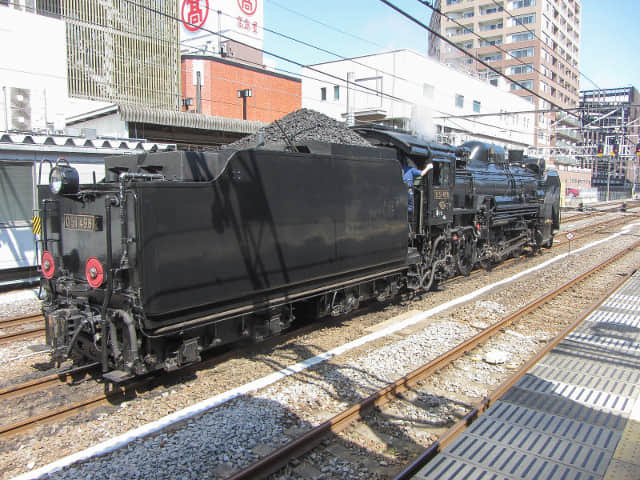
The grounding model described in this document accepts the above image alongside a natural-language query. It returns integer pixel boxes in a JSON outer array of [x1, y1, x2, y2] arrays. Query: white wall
[[66, 113, 130, 139], [302, 49, 535, 150], [0, 9, 67, 132], [179, 0, 264, 54]]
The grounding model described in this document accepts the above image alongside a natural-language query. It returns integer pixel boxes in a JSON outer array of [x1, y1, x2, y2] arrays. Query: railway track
[[560, 200, 640, 222], [395, 266, 636, 479], [0, 210, 633, 394], [0, 313, 45, 344], [3, 227, 639, 479], [224, 239, 640, 480], [555, 214, 638, 245], [0, 319, 347, 441]]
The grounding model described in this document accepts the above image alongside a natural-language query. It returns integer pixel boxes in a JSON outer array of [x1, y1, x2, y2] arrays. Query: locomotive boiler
[[37, 128, 560, 381]]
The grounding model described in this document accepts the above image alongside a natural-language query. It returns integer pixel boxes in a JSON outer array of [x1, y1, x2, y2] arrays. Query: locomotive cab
[[424, 158, 454, 227]]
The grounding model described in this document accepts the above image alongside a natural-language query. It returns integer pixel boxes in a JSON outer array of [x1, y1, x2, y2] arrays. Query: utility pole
[[607, 159, 611, 202]]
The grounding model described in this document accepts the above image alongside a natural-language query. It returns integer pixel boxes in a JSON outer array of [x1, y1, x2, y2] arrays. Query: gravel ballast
[[9, 221, 640, 480]]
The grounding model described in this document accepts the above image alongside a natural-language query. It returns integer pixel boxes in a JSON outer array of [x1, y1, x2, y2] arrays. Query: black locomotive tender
[[39, 128, 560, 381]]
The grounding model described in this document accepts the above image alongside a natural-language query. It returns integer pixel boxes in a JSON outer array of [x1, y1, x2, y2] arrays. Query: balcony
[[555, 128, 582, 143], [554, 155, 579, 166]]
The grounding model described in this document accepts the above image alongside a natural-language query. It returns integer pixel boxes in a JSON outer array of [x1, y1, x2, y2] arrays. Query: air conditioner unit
[[10, 87, 31, 131]]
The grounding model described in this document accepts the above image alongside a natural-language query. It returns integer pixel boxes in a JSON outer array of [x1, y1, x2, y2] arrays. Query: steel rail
[[0, 321, 329, 440], [225, 239, 640, 480], [0, 314, 44, 329], [0, 326, 46, 345], [555, 215, 636, 245], [1, 238, 636, 445], [0, 379, 155, 439], [0, 363, 99, 401], [394, 264, 637, 479]]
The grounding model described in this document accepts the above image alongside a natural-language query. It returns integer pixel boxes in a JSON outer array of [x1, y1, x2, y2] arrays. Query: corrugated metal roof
[[117, 104, 265, 134], [0, 133, 174, 152]]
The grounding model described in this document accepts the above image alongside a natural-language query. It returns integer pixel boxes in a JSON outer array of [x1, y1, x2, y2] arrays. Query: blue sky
[[264, 0, 639, 91]]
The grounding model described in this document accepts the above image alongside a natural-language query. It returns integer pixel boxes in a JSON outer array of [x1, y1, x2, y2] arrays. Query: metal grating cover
[[417, 271, 640, 480]]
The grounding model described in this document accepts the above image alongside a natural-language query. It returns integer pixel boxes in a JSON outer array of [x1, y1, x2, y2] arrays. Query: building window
[[320, 87, 327, 101], [508, 63, 534, 74], [0, 163, 34, 225], [333, 86, 339, 100], [513, 0, 535, 8], [480, 53, 503, 62], [36, 0, 62, 18], [512, 13, 535, 26], [511, 79, 534, 91], [490, 78, 499, 86], [480, 37, 502, 47], [482, 5, 503, 14], [509, 47, 535, 58], [473, 100, 481, 113], [455, 94, 464, 108], [423, 83, 435, 98], [480, 22, 503, 31], [511, 32, 534, 42]]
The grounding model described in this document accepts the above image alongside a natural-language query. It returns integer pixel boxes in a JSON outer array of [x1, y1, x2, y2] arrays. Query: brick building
[[181, 55, 301, 124]]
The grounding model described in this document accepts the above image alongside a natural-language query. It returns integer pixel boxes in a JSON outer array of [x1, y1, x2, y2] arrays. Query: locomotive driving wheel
[[456, 230, 476, 276]]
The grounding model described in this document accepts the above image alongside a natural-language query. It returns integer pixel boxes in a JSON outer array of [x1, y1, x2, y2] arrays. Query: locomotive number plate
[[63, 214, 102, 232], [433, 190, 450, 200]]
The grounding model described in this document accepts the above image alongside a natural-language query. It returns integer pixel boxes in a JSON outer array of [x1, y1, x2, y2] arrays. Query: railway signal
[[566, 231, 575, 253]]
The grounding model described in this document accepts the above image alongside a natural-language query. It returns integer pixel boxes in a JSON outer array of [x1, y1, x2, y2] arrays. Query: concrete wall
[[302, 49, 536, 150], [0, 8, 67, 132]]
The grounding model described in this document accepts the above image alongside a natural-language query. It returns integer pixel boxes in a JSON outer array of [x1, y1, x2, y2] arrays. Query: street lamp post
[[237, 89, 252, 120]]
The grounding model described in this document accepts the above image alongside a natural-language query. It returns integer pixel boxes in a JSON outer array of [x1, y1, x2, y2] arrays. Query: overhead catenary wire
[[2, 0, 555, 126], [123, 0, 539, 137], [121, 0, 415, 109], [208, 6, 537, 134], [489, 0, 603, 93], [0, 1, 405, 120], [269, 0, 387, 51], [418, 0, 566, 98], [3, 0, 578, 141], [384, 0, 580, 119]]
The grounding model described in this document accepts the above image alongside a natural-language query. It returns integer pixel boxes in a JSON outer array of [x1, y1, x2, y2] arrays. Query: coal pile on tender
[[225, 108, 371, 150]]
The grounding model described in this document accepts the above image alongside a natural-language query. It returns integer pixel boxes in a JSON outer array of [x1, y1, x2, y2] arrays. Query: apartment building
[[430, 0, 582, 164]]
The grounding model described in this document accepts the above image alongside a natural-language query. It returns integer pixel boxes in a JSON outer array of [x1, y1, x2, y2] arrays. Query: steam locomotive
[[38, 128, 560, 381]]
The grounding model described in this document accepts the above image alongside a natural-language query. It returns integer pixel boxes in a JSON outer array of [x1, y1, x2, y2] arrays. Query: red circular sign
[[42, 251, 55, 279], [85, 257, 105, 289], [181, 0, 210, 32], [238, 0, 257, 16]]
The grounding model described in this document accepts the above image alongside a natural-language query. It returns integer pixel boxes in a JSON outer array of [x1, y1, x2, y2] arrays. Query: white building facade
[[302, 49, 535, 151]]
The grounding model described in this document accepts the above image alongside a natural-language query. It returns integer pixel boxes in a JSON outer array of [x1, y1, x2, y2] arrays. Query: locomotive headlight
[[49, 166, 79, 195]]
